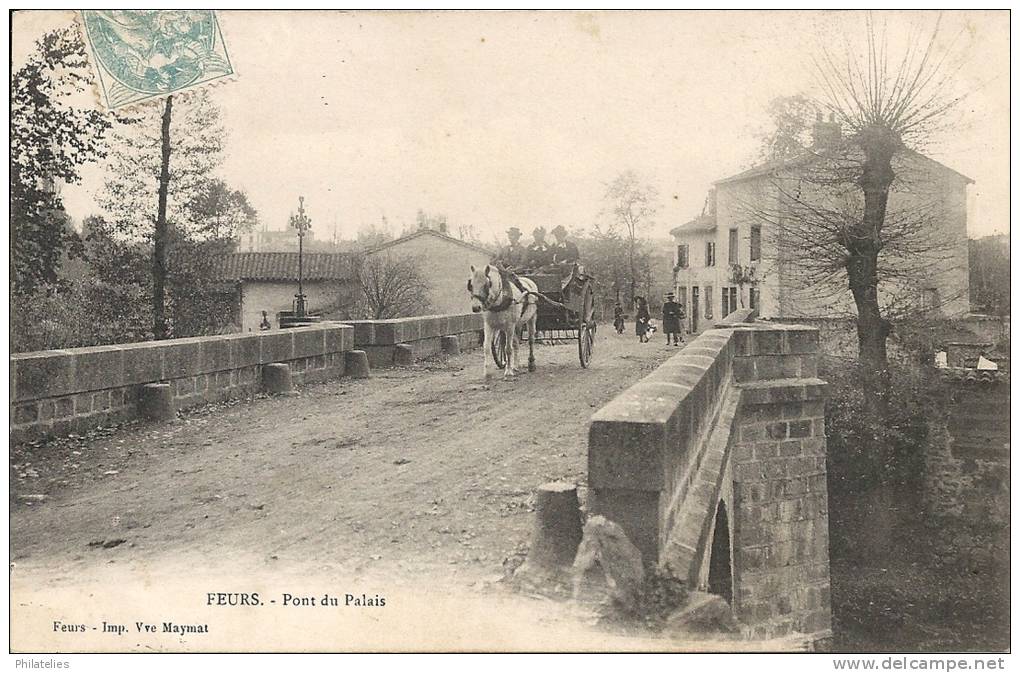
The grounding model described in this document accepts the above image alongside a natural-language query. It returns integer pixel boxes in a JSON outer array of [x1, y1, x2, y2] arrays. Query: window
[[705, 241, 716, 267], [705, 286, 713, 320], [750, 225, 761, 262], [729, 288, 739, 315], [676, 244, 689, 269], [749, 287, 760, 312], [721, 288, 731, 317], [728, 228, 738, 264]]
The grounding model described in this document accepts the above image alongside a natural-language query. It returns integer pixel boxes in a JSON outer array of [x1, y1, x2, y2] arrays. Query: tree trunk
[[153, 95, 173, 340], [628, 236, 636, 305], [852, 127, 898, 418]]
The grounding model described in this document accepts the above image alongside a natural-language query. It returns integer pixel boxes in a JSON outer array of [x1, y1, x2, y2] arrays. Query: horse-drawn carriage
[[490, 266, 597, 369]]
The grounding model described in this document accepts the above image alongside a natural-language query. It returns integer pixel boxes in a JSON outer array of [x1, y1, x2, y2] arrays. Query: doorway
[[691, 287, 700, 333]]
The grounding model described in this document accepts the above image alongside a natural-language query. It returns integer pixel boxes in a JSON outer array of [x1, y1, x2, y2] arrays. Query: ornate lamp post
[[289, 196, 312, 317]]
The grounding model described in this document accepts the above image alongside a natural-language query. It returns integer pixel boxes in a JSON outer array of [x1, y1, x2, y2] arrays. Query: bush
[[821, 356, 946, 495]]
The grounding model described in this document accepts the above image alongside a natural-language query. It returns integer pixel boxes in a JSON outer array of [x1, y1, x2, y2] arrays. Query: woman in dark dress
[[634, 296, 651, 343]]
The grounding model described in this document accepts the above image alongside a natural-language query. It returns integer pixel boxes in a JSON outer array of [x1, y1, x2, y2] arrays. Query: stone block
[[752, 330, 785, 355], [588, 416, 668, 491], [393, 343, 415, 366], [373, 320, 401, 346], [13, 402, 38, 425], [440, 335, 460, 355], [54, 396, 75, 418], [120, 342, 166, 385], [766, 422, 788, 439], [261, 363, 293, 394], [163, 338, 204, 379], [785, 329, 820, 355], [225, 334, 260, 368], [344, 350, 371, 378], [259, 331, 294, 364], [12, 350, 77, 402], [74, 345, 124, 391], [754, 354, 802, 380], [324, 325, 346, 354], [138, 383, 175, 421], [789, 419, 813, 438], [201, 337, 233, 372], [292, 327, 326, 359], [349, 321, 376, 347]]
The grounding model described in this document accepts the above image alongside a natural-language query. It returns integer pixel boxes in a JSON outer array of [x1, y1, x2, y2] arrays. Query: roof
[[713, 147, 973, 187], [216, 252, 357, 282], [365, 228, 494, 257], [669, 213, 717, 237]]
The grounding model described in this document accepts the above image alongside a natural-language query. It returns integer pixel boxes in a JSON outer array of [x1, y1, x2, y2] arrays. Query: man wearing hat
[[550, 225, 580, 265], [526, 227, 553, 269], [496, 227, 527, 269], [662, 292, 685, 346]]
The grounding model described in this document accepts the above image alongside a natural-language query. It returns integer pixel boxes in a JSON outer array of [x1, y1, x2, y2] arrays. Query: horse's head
[[467, 264, 499, 313]]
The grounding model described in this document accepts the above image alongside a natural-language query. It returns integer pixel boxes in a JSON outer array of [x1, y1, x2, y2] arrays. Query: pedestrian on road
[[259, 310, 272, 330], [613, 302, 625, 334], [634, 296, 651, 343], [662, 293, 684, 346]]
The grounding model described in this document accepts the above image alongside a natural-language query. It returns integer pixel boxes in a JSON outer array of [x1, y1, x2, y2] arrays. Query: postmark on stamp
[[79, 10, 234, 109]]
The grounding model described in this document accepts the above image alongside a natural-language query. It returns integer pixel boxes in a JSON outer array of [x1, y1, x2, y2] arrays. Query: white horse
[[467, 264, 539, 380]]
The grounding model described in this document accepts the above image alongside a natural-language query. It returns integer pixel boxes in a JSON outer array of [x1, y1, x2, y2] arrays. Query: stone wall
[[925, 372, 1010, 525], [344, 313, 484, 367], [587, 308, 832, 641], [10, 323, 354, 444]]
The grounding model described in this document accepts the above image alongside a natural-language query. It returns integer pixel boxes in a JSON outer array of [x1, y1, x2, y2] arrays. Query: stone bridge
[[587, 308, 832, 642], [11, 308, 831, 646]]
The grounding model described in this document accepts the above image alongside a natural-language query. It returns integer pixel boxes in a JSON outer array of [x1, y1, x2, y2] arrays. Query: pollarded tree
[[11, 25, 111, 295], [740, 16, 971, 416]]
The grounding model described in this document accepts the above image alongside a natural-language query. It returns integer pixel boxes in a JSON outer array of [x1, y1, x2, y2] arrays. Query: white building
[[671, 120, 972, 334]]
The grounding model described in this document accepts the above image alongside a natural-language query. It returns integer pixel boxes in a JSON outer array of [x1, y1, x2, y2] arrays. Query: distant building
[[671, 118, 971, 334], [365, 226, 494, 316], [217, 252, 358, 332]]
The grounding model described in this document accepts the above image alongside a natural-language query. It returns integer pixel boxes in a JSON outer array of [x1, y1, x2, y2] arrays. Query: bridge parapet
[[587, 314, 832, 642], [343, 313, 483, 367], [11, 323, 354, 444]]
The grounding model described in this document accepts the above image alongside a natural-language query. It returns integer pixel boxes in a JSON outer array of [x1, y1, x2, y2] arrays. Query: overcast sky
[[13, 10, 1010, 242]]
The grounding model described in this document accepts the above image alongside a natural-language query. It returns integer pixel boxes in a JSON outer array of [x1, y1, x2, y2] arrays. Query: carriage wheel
[[577, 282, 596, 368], [491, 330, 510, 369]]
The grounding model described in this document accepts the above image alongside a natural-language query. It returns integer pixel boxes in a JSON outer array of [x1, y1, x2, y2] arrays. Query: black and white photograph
[[7, 9, 1011, 659]]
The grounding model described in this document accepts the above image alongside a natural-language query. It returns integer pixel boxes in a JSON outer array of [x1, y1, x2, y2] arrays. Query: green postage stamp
[[79, 10, 233, 109]]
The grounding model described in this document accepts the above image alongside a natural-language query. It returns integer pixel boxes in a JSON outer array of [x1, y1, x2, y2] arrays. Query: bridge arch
[[588, 310, 832, 641]]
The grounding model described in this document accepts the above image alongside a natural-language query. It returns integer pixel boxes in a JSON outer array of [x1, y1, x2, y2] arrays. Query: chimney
[[812, 112, 842, 149]]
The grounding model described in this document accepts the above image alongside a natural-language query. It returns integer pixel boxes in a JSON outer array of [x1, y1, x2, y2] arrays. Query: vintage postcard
[[8, 9, 1010, 659]]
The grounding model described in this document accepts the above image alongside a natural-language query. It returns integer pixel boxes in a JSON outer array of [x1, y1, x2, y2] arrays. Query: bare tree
[[602, 170, 659, 305], [357, 254, 433, 319], [736, 16, 969, 416]]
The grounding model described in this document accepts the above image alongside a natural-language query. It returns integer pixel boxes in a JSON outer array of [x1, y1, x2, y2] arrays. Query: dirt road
[[11, 330, 677, 587]]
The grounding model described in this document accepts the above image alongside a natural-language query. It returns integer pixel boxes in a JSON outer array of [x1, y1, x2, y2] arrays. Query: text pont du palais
[[207, 592, 386, 607]]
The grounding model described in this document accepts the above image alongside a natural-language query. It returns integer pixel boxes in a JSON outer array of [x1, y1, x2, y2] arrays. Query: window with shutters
[[676, 244, 689, 269], [705, 286, 713, 320], [728, 228, 738, 263], [750, 225, 761, 262], [749, 287, 760, 311], [705, 241, 716, 267]]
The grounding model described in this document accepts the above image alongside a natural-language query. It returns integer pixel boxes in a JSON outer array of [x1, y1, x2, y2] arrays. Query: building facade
[[217, 252, 358, 332], [365, 228, 493, 316], [672, 124, 971, 334]]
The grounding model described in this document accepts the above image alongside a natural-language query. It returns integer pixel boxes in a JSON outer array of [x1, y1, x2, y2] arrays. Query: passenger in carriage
[[495, 226, 527, 270], [550, 225, 580, 265], [525, 227, 554, 269]]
